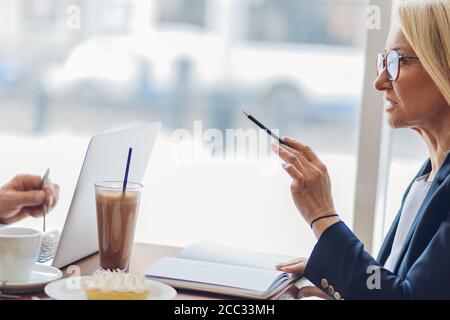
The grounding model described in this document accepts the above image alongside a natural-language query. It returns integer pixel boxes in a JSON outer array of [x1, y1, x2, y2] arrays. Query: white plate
[[45, 276, 177, 300], [0, 264, 63, 294]]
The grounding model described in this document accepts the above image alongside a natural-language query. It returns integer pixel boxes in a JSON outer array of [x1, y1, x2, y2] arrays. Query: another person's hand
[[276, 258, 331, 300], [0, 174, 60, 224], [272, 137, 339, 237]]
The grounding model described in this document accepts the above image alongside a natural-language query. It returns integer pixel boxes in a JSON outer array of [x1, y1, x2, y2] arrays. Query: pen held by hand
[[242, 110, 291, 147], [40, 168, 50, 233]]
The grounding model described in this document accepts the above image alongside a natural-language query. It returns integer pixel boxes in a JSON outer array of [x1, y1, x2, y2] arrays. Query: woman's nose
[[374, 68, 392, 91]]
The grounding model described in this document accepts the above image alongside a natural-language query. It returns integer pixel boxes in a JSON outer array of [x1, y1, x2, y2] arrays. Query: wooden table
[[16, 243, 231, 300], [17, 242, 297, 300]]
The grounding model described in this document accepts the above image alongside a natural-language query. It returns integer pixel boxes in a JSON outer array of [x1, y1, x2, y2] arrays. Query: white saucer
[[0, 264, 63, 294], [45, 276, 177, 300]]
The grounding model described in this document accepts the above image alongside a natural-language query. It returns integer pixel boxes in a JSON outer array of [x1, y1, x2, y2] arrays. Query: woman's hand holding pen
[[271, 136, 340, 239], [272, 138, 338, 300], [0, 174, 60, 224]]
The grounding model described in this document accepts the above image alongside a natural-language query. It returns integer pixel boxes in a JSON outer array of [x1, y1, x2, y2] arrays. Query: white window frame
[[352, 0, 393, 255]]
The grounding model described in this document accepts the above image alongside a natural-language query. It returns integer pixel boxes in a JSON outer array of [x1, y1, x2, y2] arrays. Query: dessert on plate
[[84, 269, 151, 300]]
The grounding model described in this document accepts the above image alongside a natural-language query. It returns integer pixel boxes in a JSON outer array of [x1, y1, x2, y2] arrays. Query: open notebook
[[145, 242, 299, 299]]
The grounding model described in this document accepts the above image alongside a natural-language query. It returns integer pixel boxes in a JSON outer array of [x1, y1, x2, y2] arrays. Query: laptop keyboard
[[36, 230, 61, 263]]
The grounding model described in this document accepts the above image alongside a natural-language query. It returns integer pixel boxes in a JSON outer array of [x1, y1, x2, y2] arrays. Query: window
[[246, 0, 366, 46], [20, 0, 58, 32], [79, 0, 134, 34], [1, 0, 369, 258], [22, 0, 57, 22], [157, 0, 206, 28]]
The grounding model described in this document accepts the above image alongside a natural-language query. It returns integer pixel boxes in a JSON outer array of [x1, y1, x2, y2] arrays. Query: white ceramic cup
[[0, 227, 42, 282]]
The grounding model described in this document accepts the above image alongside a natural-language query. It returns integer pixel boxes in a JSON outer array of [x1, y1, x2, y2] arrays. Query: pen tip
[[242, 110, 249, 117]]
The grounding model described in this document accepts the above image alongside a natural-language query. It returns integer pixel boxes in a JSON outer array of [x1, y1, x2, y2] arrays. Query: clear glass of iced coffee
[[94, 181, 143, 271]]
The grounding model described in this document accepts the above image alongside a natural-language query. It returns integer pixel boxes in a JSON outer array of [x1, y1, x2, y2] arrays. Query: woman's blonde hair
[[398, 0, 450, 105]]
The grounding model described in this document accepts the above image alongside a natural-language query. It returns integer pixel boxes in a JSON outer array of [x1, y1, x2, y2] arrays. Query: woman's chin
[[387, 113, 405, 128]]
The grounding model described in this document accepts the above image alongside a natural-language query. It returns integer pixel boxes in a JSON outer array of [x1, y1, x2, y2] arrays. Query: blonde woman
[[273, 0, 450, 299]]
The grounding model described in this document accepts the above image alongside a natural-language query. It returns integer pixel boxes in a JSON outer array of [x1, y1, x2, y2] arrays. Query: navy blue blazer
[[303, 152, 450, 299]]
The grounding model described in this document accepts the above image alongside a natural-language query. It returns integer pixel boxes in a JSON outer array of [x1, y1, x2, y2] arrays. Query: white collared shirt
[[384, 174, 433, 273]]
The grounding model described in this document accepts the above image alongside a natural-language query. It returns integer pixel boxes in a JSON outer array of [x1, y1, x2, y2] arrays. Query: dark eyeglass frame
[[377, 50, 419, 81]]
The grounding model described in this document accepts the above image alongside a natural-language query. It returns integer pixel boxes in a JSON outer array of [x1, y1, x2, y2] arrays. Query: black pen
[[242, 111, 291, 147], [40, 168, 50, 233]]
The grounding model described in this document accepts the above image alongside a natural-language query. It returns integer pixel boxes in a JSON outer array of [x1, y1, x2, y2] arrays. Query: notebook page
[[179, 241, 295, 270], [145, 257, 287, 293]]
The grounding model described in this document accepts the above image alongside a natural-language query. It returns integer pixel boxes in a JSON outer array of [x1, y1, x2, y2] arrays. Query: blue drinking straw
[[122, 147, 133, 193]]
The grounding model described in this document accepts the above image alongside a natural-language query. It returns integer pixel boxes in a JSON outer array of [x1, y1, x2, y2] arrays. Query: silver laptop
[[37, 123, 161, 268]]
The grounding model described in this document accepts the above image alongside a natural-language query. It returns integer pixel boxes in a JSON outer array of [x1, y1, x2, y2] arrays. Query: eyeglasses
[[377, 50, 419, 81]]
